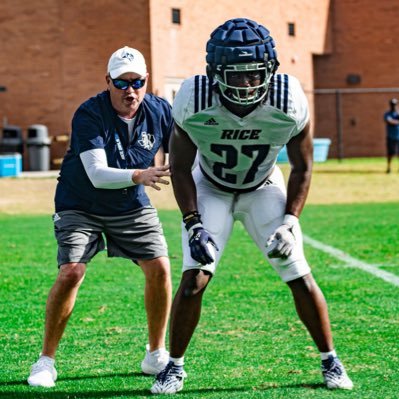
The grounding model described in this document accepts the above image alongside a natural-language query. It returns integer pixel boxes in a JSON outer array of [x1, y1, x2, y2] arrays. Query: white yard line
[[303, 235, 399, 287]]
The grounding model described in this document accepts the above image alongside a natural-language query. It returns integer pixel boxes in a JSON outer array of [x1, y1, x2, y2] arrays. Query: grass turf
[[0, 202, 398, 398]]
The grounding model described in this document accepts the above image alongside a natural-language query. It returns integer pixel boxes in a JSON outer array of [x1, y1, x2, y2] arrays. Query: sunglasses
[[111, 78, 146, 90]]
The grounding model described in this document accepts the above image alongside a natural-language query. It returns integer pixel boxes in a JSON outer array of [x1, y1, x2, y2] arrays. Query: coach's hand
[[266, 214, 298, 259], [132, 165, 171, 191], [183, 211, 219, 265]]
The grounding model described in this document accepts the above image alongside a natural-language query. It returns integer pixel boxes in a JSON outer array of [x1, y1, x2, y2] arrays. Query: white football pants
[[181, 165, 311, 282]]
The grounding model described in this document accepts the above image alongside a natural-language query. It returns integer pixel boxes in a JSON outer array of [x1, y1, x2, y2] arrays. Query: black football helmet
[[206, 18, 279, 105]]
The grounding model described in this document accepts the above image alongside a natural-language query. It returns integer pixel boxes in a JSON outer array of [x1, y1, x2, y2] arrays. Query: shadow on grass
[[0, 372, 144, 386], [0, 377, 327, 398]]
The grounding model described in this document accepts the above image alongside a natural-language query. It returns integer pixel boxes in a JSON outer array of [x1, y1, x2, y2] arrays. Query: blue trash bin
[[313, 138, 331, 162], [277, 138, 331, 163], [0, 153, 22, 177]]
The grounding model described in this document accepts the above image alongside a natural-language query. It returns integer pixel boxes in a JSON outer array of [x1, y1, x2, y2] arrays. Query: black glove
[[183, 211, 219, 265]]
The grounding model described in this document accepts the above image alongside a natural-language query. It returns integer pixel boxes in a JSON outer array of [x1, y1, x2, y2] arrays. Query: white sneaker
[[150, 361, 186, 394], [141, 344, 169, 375], [27, 356, 57, 388], [322, 356, 353, 390]]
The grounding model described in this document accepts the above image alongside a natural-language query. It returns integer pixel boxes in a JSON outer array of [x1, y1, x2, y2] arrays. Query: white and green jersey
[[172, 73, 309, 191]]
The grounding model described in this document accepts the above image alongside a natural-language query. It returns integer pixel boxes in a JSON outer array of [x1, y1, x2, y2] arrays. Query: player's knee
[[287, 273, 317, 293], [181, 270, 211, 297], [58, 263, 86, 287]]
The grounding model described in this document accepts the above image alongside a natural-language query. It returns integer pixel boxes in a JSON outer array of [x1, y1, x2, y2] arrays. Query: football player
[[151, 18, 353, 394]]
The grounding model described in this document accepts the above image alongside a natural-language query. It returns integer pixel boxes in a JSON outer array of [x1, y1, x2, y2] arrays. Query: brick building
[[0, 0, 398, 167], [313, 0, 399, 158]]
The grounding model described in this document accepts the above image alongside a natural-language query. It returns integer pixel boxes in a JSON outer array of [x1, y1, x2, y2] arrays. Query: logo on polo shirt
[[138, 132, 155, 150]]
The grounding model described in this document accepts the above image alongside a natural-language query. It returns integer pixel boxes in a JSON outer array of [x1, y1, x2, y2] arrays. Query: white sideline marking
[[303, 235, 399, 287]]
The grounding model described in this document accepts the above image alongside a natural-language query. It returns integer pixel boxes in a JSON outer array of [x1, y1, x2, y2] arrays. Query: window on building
[[346, 74, 361, 85], [288, 23, 295, 36], [164, 78, 184, 105], [172, 8, 181, 24]]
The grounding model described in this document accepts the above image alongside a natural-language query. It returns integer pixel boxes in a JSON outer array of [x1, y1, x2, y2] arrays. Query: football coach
[[28, 46, 173, 387]]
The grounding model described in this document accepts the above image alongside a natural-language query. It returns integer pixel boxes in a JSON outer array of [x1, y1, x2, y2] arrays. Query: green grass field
[[0, 199, 398, 398]]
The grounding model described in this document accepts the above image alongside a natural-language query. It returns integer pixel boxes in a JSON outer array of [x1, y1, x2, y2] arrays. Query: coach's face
[[106, 72, 148, 118]]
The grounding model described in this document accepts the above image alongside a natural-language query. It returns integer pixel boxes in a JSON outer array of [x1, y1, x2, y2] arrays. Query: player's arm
[[169, 123, 218, 265], [266, 122, 312, 259], [169, 123, 198, 214], [285, 121, 313, 217]]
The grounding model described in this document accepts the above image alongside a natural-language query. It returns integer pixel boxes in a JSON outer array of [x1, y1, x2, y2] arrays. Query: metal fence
[[310, 88, 399, 159]]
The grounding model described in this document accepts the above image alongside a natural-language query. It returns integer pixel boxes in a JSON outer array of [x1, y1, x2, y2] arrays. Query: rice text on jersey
[[220, 129, 261, 140]]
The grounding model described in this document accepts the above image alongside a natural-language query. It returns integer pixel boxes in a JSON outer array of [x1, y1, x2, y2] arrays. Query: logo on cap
[[122, 52, 135, 62]]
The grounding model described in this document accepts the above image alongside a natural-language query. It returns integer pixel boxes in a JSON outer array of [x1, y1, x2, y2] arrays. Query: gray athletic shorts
[[53, 207, 168, 267]]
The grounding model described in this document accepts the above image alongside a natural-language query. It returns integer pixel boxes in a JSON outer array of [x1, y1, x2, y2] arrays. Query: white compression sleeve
[[80, 148, 135, 189]]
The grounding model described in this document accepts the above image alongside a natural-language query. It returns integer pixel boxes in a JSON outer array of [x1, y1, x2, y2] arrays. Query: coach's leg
[[169, 269, 212, 357], [387, 154, 393, 173], [42, 262, 87, 357], [287, 273, 333, 352], [139, 257, 172, 351]]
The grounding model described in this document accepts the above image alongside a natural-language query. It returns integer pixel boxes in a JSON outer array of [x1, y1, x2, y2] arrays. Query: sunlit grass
[[0, 202, 398, 398]]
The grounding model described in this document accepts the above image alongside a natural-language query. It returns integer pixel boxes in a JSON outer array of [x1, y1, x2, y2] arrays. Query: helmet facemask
[[214, 60, 276, 106]]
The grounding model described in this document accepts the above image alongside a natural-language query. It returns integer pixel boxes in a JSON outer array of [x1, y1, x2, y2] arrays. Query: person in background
[[150, 18, 353, 394], [384, 98, 399, 173], [28, 46, 173, 387]]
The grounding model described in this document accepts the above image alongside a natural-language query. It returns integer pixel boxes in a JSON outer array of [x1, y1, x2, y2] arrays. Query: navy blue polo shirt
[[55, 91, 173, 215], [384, 111, 399, 140]]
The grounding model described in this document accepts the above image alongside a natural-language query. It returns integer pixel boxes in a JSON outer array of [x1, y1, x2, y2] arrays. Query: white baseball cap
[[107, 46, 147, 78]]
